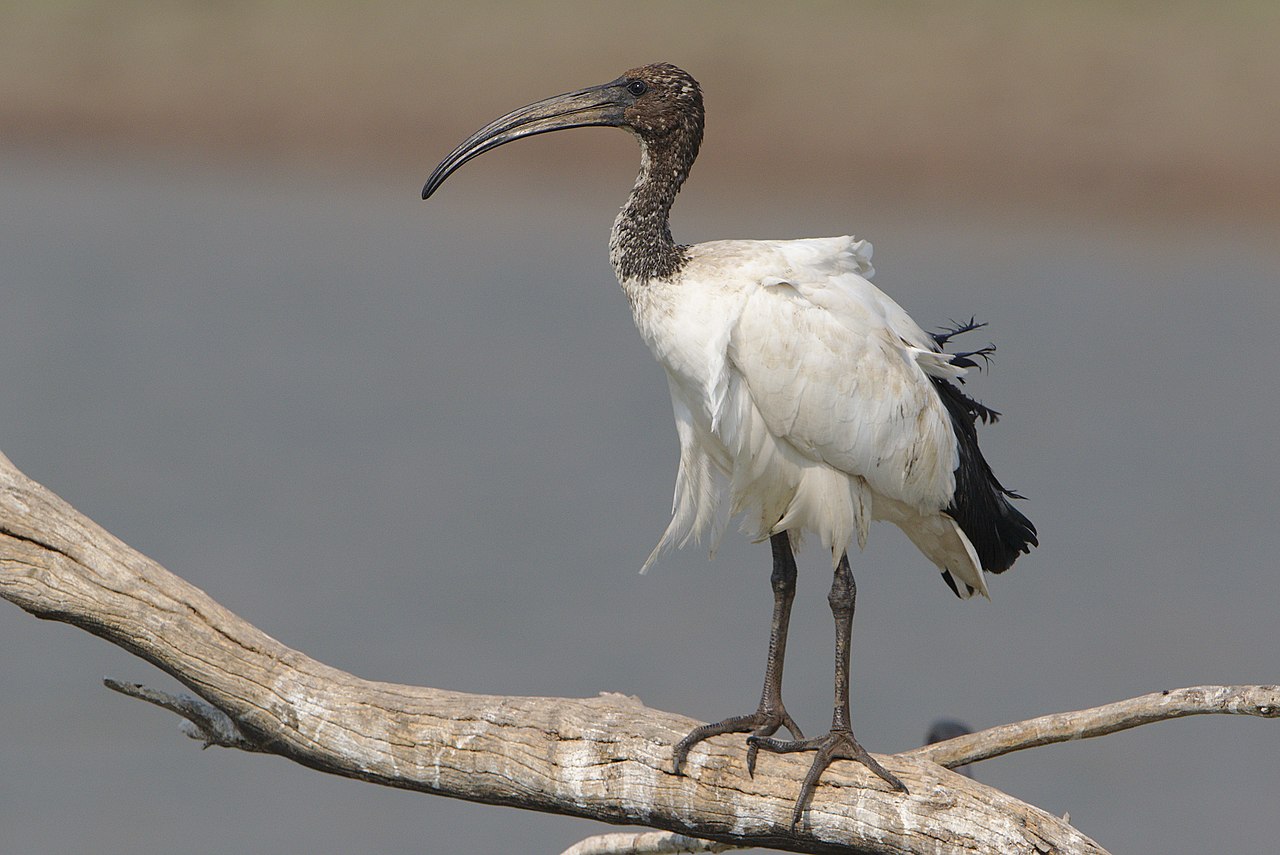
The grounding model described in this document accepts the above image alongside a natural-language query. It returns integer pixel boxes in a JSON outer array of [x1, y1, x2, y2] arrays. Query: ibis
[[422, 63, 1036, 825]]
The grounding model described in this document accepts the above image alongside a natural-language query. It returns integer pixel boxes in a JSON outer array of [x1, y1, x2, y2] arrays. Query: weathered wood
[[0, 445, 1152, 853], [560, 830, 741, 855], [905, 684, 1280, 770]]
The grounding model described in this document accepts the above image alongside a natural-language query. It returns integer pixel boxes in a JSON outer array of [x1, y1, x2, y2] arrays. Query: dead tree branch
[[559, 830, 742, 855], [0, 448, 1268, 853], [103, 677, 268, 751], [905, 684, 1280, 769]]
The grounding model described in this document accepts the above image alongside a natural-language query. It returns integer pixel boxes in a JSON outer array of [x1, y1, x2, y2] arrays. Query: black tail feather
[[948, 343, 997, 372], [931, 317, 988, 348], [932, 318, 998, 380], [930, 377, 1038, 578]]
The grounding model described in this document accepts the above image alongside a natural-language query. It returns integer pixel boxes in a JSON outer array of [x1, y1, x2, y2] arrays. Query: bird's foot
[[673, 703, 804, 777], [748, 727, 908, 829]]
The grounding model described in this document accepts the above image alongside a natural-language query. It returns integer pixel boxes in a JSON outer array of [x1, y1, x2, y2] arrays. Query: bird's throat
[[610, 139, 689, 283]]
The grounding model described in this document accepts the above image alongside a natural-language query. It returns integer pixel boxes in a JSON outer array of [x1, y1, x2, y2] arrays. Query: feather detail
[[626, 233, 1032, 594]]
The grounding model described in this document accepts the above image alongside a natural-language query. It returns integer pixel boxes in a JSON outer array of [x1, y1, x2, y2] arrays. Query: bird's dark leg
[[673, 532, 804, 776], [749, 552, 908, 828]]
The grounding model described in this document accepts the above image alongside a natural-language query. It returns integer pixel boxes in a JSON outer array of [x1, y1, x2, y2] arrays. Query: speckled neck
[[609, 126, 700, 284]]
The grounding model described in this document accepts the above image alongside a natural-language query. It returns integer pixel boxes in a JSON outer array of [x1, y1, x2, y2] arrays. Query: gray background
[[3, 4, 1278, 853]]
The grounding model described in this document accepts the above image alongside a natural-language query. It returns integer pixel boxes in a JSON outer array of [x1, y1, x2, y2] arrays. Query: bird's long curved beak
[[422, 80, 630, 200]]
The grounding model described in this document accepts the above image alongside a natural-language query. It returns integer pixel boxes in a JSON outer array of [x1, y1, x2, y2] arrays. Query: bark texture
[[11, 447, 1260, 854]]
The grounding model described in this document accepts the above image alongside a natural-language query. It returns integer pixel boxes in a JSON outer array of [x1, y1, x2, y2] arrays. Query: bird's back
[[631, 235, 1013, 588]]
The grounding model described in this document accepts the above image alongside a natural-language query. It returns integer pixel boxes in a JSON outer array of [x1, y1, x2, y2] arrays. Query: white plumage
[[423, 61, 1035, 822], [629, 235, 989, 596]]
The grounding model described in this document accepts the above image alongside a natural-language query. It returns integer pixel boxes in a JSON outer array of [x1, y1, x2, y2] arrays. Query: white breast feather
[[630, 236, 975, 582]]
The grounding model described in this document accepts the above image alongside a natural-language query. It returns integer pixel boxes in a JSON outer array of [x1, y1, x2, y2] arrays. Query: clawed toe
[[751, 727, 908, 828], [672, 706, 804, 776], [672, 540, 911, 831]]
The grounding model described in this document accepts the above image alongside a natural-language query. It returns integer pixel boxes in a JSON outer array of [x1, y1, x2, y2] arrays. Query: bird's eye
[[626, 80, 648, 97]]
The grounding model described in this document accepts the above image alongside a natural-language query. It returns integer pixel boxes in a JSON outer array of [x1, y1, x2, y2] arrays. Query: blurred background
[[2, 2, 1277, 853]]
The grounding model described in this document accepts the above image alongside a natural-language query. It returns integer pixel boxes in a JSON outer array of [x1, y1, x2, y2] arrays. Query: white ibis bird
[[422, 63, 1036, 826]]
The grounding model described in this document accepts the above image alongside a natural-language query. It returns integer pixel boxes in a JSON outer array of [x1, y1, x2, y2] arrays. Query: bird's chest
[[623, 278, 741, 421]]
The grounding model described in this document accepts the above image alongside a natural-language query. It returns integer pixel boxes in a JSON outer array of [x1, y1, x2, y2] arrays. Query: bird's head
[[422, 63, 703, 200]]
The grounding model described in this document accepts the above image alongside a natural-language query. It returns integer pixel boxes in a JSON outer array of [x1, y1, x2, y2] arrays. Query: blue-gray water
[[2, 147, 1278, 853]]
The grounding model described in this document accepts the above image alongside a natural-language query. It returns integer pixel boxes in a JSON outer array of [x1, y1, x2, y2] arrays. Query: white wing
[[755, 239, 989, 597], [725, 236, 959, 512], [634, 235, 982, 588]]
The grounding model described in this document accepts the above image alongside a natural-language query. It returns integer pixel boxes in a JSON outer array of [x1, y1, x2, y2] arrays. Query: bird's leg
[[748, 553, 908, 828], [673, 532, 804, 776]]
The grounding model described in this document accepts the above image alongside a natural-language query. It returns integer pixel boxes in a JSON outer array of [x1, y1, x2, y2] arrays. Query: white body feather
[[625, 236, 988, 598]]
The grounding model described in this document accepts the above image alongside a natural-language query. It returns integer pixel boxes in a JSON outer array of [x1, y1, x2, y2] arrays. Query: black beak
[[422, 79, 633, 200]]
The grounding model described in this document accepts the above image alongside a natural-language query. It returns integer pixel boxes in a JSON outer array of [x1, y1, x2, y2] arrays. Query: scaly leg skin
[[749, 553, 908, 829], [673, 532, 805, 777]]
